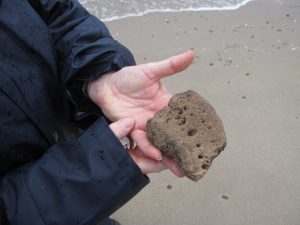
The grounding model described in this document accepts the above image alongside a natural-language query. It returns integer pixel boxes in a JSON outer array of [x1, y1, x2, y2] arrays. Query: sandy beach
[[99, 0, 300, 224]]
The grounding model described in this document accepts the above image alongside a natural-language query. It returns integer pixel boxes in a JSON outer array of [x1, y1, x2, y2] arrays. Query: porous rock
[[145, 90, 226, 181]]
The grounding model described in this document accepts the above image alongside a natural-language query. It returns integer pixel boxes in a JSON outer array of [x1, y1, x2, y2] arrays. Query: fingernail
[[157, 155, 163, 161]]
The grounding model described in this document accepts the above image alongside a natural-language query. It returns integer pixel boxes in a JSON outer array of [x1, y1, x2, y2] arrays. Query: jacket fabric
[[0, 0, 149, 224]]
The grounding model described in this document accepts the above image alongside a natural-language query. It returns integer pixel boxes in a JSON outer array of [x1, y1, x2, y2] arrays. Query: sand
[[102, 0, 300, 224]]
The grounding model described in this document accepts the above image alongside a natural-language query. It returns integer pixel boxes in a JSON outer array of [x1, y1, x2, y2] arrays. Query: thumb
[[144, 50, 195, 81], [109, 117, 135, 139]]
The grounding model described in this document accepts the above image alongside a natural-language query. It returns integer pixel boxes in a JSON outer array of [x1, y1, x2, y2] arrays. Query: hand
[[89, 51, 195, 176], [109, 117, 171, 174]]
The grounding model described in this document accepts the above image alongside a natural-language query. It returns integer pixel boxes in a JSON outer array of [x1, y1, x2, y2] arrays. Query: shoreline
[[81, 0, 253, 22]]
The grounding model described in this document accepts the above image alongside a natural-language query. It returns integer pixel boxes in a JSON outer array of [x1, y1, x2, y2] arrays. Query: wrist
[[87, 72, 114, 106]]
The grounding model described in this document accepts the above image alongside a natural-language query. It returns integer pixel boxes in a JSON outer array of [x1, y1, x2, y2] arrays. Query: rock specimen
[[145, 90, 226, 181]]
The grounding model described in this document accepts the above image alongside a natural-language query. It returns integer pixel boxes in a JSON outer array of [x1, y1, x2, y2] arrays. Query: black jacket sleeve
[[27, 0, 136, 125], [0, 117, 149, 225]]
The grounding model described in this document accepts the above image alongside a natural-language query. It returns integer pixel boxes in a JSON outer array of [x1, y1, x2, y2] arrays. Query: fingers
[[144, 51, 195, 81], [109, 117, 135, 139], [130, 129, 184, 177], [131, 129, 162, 161], [161, 155, 185, 177], [129, 148, 184, 176], [111, 119, 184, 177], [129, 148, 166, 174]]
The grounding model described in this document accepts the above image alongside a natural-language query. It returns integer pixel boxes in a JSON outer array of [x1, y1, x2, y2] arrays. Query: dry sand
[[102, 0, 300, 224]]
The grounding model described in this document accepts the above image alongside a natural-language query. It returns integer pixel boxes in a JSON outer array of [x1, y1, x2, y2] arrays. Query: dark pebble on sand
[[286, 14, 290, 17], [245, 72, 250, 76], [167, 185, 172, 190], [209, 30, 213, 33], [251, 35, 254, 39], [222, 195, 229, 200], [242, 96, 247, 99], [209, 63, 214, 66]]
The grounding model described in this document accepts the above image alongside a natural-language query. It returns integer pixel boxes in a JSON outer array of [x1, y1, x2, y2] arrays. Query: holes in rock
[[179, 118, 186, 126], [183, 106, 187, 110], [202, 110, 206, 113], [198, 154, 203, 159], [207, 126, 212, 130], [215, 147, 222, 154], [196, 143, 201, 147], [202, 163, 209, 170], [178, 109, 183, 115], [190, 113, 194, 116], [188, 129, 197, 136], [201, 120, 205, 124]]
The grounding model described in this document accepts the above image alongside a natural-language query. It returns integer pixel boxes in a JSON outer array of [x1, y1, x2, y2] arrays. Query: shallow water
[[78, 0, 252, 21]]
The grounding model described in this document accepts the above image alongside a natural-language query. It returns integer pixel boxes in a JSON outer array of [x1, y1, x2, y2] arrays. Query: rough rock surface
[[145, 90, 226, 181]]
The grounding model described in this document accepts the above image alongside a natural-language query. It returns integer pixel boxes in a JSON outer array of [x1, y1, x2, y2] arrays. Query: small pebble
[[222, 195, 229, 200]]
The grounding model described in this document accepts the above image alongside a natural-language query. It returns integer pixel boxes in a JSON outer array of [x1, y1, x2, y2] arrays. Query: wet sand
[[102, 0, 300, 224]]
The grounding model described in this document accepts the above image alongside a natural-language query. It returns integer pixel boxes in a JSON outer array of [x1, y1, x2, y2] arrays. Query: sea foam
[[78, 0, 252, 21]]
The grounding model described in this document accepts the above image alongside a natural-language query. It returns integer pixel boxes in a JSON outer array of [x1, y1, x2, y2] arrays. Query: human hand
[[109, 117, 174, 174], [89, 51, 194, 176]]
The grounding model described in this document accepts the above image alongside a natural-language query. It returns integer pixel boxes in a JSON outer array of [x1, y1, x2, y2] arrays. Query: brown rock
[[145, 90, 226, 181]]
